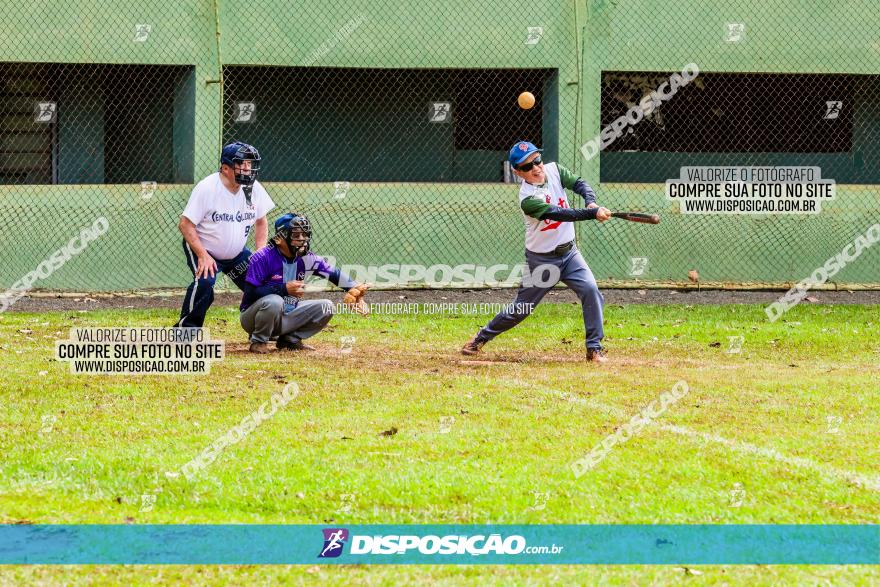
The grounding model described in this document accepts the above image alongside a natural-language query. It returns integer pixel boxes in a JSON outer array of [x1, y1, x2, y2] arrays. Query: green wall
[[1, 182, 877, 291], [218, 0, 582, 171], [580, 0, 880, 178], [223, 68, 557, 182]]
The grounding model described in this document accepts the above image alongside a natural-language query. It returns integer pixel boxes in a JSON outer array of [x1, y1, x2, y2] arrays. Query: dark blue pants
[[478, 247, 605, 350], [177, 240, 252, 328]]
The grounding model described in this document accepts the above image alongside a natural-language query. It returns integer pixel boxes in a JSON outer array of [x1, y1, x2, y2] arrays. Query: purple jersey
[[241, 245, 355, 311]]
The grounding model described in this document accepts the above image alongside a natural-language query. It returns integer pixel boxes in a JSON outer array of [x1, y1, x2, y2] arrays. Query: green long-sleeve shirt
[[519, 163, 588, 218]]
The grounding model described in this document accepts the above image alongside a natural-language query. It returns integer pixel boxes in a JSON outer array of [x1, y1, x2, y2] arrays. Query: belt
[[529, 240, 574, 257]]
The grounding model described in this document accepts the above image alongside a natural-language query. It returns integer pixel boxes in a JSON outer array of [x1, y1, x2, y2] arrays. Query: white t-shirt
[[518, 162, 576, 253], [181, 172, 275, 260]]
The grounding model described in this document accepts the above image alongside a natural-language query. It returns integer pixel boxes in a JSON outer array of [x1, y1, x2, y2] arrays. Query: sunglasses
[[516, 155, 543, 172]]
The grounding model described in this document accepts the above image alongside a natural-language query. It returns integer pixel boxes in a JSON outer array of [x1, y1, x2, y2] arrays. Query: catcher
[[239, 212, 368, 353]]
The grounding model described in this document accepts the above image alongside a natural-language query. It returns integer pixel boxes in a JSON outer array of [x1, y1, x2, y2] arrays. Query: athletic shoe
[[277, 336, 315, 351], [586, 347, 608, 363], [249, 342, 271, 354], [461, 334, 486, 356]]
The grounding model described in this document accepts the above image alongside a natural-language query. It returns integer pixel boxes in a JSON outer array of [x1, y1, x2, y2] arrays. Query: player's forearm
[[572, 179, 597, 206], [539, 206, 599, 222], [254, 217, 268, 249], [326, 267, 358, 291], [241, 282, 288, 308], [178, 218, 209, 257]]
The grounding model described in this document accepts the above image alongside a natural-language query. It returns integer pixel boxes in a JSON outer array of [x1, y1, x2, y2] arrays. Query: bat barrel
[[611, 212, 661, 224]]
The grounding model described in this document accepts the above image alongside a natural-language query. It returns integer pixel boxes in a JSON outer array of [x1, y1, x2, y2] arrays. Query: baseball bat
[[611, 212, 660, 224]]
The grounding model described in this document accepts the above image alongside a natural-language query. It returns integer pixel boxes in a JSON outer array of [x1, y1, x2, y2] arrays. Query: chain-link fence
[[1, 0, 878, 292]]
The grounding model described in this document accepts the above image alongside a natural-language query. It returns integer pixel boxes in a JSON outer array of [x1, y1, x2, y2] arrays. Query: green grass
[[1, 301, 878, 585]]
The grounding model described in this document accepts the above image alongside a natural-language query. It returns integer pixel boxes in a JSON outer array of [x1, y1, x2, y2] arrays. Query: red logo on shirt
[[271, 274, 283, 280], [540, 196, 567, 231]]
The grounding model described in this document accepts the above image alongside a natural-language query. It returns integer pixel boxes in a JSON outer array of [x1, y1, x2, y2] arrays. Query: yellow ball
[[518, 91, 536, 110]]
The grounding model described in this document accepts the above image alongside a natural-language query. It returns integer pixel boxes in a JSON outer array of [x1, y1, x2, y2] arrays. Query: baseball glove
[[343, 284, 370, 315]]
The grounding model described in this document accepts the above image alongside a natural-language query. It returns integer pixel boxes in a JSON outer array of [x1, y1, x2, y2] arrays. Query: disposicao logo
[[318, 528, 349, 558], [318, 530, 534, 557]]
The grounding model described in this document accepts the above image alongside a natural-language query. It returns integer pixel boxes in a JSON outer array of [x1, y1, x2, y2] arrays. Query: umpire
[[461, 141, 612, 363], [175, 142, 275, 328]]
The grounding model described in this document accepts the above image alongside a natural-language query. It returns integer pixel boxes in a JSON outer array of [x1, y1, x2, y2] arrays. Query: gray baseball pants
[[240, 295, 334, 344], [476, 247, 605, 350]]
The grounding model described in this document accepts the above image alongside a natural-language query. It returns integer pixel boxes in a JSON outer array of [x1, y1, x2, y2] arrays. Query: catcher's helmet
[[274, 212, 311, 258], [220, 141, 261, 187]]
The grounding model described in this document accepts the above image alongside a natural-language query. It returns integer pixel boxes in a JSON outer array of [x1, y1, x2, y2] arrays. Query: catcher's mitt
[[343, 284, 370, 315]]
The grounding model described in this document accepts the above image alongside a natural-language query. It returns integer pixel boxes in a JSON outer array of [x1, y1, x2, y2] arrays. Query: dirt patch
[[458, 359, 517, 366], [6, 287, 880, 313]]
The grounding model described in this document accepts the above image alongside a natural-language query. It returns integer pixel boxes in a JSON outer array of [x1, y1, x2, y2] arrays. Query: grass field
[[1, 298, 878, 585]]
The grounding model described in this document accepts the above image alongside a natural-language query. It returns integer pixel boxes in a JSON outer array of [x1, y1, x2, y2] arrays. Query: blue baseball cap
[[274, 211, 311, 233], [509, 141, 542, 167], [220, 141, 260, 167], [274, 213, 295, 233]]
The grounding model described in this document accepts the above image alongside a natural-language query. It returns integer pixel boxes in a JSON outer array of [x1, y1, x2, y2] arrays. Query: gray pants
[[478, 247, 605, 350], [240, 295, 334, 344]]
